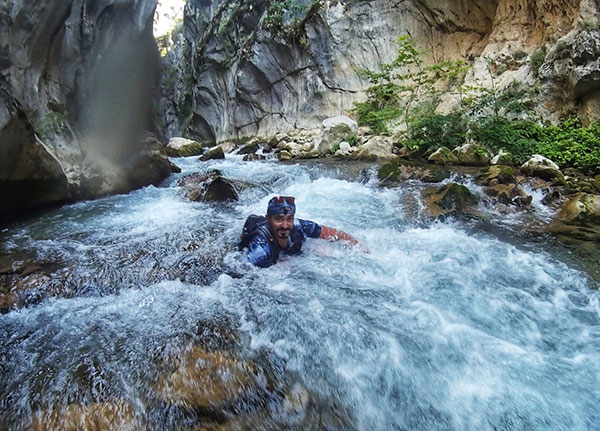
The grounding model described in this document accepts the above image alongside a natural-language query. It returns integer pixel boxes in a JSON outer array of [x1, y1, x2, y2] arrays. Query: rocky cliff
[[163, 0, 600, 143], [0, 0, 170, 218]]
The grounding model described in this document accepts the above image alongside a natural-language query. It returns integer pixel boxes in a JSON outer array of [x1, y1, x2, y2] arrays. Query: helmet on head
[[267, 196, 296, 216]]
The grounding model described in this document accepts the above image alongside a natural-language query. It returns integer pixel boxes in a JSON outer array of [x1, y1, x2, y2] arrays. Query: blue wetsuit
[[247, 218, 322, 268]]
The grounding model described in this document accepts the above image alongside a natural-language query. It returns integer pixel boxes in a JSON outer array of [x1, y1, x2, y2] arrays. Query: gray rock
[[520, 154, 564, 180]]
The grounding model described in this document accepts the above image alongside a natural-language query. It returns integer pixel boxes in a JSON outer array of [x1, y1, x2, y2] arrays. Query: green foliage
[[530, 47, 546, 76], [351, 36, 469, 134], [468, 117, 541, 164], [404, 111, 466, 152], [537, 118, 600, 174]]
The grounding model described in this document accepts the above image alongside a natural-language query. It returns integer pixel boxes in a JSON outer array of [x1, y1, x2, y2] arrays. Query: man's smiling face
[[267, 213, 294, 248]]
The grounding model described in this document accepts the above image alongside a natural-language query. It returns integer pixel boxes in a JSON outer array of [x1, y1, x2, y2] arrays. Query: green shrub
[[404, 112, 466, 152], [530, 47, 546, 76], [469, 117, 542, 164], [537, 118, 600, 174]]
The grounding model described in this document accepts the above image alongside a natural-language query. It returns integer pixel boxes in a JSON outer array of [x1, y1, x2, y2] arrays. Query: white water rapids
[[1, 155, 599, 430]]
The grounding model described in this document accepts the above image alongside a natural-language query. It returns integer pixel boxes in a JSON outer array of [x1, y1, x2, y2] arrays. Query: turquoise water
[[1, 155, 599, 430]]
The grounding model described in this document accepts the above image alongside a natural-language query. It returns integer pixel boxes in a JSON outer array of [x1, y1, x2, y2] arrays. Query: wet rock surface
[[178, 171, 239, 202]]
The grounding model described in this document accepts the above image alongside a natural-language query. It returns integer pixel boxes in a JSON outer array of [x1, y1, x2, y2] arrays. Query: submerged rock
[[379, 159, 451, 183], [153, 346, 261, 408], [29, 401, 137, 431]]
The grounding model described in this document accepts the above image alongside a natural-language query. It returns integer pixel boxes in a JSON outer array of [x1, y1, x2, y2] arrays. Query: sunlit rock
[[422, 183, 479, 218], [428, 146, 459, 165], [278, 150, 293, 161], [452, 143, 490, 166], [558, 193, 600, 225], [353, 136, 395, 161], [28, 401, 137, 431], [166, 137, 205, 157], [316, 116, 358, 155], [520, 154, 564, 181], [490, 150, 515, 166]]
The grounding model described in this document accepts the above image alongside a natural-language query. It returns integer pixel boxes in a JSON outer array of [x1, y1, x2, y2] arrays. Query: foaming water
[[1, 157, 599, 430]]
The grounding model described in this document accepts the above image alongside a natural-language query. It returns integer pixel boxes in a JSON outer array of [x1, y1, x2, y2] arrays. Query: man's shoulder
[[295, 218, 322, 238]]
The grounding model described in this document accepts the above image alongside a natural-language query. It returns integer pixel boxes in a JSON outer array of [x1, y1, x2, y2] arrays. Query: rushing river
[[1, 154, 599, 431]]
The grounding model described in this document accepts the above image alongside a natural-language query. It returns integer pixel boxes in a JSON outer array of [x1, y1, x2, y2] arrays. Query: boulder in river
[[520, 154, 564, 181], [558, 193, 600, 225], [476, 165, 517, 185], [316, 116, 358, 155], [178, 171, 238, 202], [452, 143, 490, 166], [166, 137, 205, 157], [352, 136, 395, 161], [422, 183, 479, 218], [200, 145, 226, 161]]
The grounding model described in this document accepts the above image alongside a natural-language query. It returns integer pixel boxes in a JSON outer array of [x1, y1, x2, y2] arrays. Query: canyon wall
[[163, 0, 600, 143], [0, 0, 170, 217]]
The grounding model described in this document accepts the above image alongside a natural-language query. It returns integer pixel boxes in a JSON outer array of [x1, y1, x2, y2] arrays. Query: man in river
[[238, 195, 359, 268]]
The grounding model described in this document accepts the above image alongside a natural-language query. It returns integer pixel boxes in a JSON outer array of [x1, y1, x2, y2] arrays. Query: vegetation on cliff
[[353, 37, 600, 175]]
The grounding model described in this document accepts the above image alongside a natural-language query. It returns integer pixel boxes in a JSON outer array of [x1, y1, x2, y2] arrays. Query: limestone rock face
[[163, 0, 600, 143], [163, 0, 497, 142], [1, 0, 167, 216]]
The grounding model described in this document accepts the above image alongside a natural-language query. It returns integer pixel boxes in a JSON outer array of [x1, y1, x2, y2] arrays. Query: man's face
[[267, 214, 294, 243]]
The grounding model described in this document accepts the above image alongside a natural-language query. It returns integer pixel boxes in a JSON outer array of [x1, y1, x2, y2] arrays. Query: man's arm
[[319, 225, 358, 245]]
